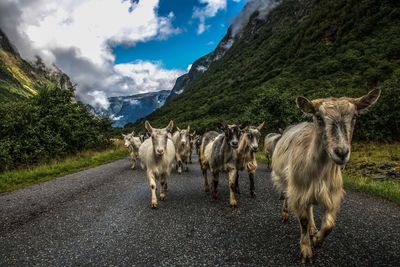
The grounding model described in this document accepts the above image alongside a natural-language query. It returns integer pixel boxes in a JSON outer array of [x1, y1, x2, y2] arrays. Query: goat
[[188, 131, 196, 164], [139, 132, 150, 143], [195, 135, 202, 155], [271, 89, 381, 263], [263, 132, 282, 170], [139, 120, 175, 209], [235, 122, 264, 197], [200, 124, 243, 207], [172, 126, 191, 174], [123, 132, 142, 169]]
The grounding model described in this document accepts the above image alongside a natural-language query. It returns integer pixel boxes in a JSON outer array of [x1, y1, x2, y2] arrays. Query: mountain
[[0, 29, 75, 101], [133, 0, 400, 142], [96, 90, 170, 127], [166, 32, 235, 101]]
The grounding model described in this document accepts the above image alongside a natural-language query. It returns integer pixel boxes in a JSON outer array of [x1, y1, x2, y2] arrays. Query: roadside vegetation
[[343, 143, 400, 204], [0, 144, 128, 192], [257, 143, 400, 204], [0, 87, 113, 172]]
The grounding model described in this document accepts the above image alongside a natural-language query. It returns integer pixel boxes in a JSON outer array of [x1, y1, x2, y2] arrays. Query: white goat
[[123, 132, 142, 169], [172, 126, 191, 174], [139, 120, 175, 209]]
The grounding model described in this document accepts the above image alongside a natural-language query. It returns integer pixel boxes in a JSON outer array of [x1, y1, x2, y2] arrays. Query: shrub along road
[[0, 155, 399, 266]]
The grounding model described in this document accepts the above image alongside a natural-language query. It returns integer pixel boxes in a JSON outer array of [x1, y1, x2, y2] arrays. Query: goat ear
[[122, 134, 126, 137], [296, 96, 316, 114], [166, 120, 174, 132], [192, 131, 196, 136], [352, 89, 381, 113], [239, 121, 249, 129], [257, 121, 265, 131], [131, 131, 135, 135], [177, 127, 181, 131], [187, 125, 190, 132], [216, 122, 225, 131], [144, 121, 153, 133]]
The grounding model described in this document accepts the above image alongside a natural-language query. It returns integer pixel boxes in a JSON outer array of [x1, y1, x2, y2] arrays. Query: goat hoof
[[151, 202, 158, 209], [160, 195, 166, 201], [212, 192, 218, 199], [204, 186, 210, 192], [250, 191, 256, 198], [230, 199, 238, 207], [312, 234, 323, 248], [281, 211, 289, 222], [300, 246, 313, 264]]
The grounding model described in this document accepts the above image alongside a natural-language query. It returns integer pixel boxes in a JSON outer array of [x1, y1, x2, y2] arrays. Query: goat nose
[[334, 147, 349, 160], [231, 141, 238, 147], [157, 148, 164, 155]]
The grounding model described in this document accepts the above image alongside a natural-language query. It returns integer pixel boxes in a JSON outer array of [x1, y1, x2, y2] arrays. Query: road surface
[[0, 155, 399, 266]]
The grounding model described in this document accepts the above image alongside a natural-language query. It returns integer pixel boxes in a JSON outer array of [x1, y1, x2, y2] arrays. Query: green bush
[[0, 88, 112, 171]]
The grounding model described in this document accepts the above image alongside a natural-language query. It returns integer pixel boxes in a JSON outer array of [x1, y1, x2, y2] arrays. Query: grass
[[0, 144, 129, 192], [343, 143, 400, 204], [256, 143, 400, 204]]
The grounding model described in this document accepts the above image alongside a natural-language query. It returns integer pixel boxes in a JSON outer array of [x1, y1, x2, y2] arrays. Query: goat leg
[[298, 211, 313, 264], [147, 171, 157, 209], [249, 171, 256, 197], [235, 171, 240, 194], [281, 192, 289, 222], [228, 170, 238, 207], [212, 171, 219, 199], [160, 174, 167, 201]]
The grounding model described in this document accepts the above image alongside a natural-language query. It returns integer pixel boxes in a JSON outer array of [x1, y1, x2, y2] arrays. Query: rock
[[373, 175, 387, 180]]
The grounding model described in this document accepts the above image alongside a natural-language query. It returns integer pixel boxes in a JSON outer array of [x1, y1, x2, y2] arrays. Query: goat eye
[[315, 114, 324, 122]]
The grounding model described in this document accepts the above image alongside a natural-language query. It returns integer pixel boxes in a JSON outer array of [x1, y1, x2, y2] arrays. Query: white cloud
[[192, 0, 227, 34], [231, 0, 280, 37], [114, 60, 184, 94], [87, 90, 110, 109], [0, 0, 183, 108]]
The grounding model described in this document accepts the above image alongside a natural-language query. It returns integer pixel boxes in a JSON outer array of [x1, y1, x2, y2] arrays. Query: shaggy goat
[[172, 126, 191, 174], [271, 89, 381, 263], [200, 124, 243, 207], [188, 131, 196, 164], [263, 132, 282, 169], [123, 132, 142, 169], [235, 122, 264, 196], [139, 120, 175, 208]]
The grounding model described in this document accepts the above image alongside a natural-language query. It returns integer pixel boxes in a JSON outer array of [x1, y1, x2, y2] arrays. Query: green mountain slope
[[0, 29, 74, 101], [138, 0, 400, 141]]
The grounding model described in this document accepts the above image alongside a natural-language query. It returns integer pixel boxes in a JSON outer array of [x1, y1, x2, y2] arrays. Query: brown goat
[[235, 122, 264, 196]]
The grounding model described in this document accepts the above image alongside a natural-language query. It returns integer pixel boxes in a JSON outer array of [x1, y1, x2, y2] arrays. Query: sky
[[0, 0, 248, 108]]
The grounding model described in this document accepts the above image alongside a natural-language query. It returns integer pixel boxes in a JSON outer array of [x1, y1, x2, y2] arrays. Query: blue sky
[[113, 0, 245, 70]]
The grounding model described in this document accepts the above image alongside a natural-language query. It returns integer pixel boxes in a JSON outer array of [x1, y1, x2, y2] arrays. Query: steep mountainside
[[166, 32, 235, 101], [136, 0, 400, 141], [96, 90, 170, 127], [0, 29, 74, 101]]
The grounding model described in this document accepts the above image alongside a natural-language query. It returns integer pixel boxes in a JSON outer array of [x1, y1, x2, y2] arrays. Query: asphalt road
[[0, 155, 399, 266]]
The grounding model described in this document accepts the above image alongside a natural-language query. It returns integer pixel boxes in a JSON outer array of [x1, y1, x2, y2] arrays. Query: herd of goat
[[122, 89, 381, 263]]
